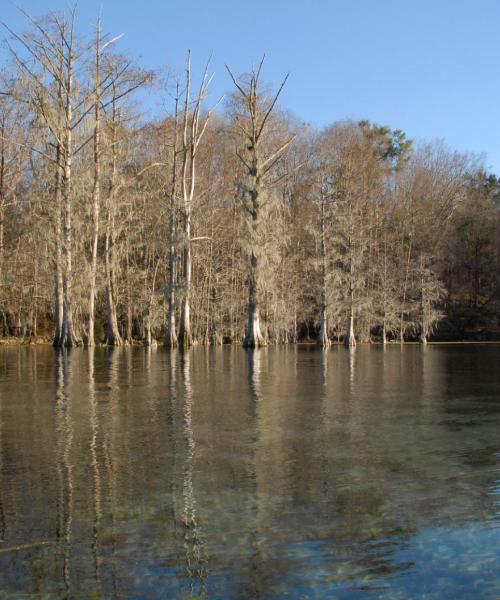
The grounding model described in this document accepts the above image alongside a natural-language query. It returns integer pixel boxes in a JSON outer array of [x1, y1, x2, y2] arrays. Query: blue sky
[[2, 0, 500, 172]]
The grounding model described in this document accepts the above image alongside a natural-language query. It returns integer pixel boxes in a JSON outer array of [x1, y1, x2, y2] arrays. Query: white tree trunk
[[243, 249, 266, 348], [345, 308, 356, 348], [178, 213, 192, 347]]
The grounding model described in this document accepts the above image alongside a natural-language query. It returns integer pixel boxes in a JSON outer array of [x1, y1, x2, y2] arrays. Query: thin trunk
[[88, 21, 102, 347], [144, 259, 159, 346], [125, 245, 133, 343], [178, 214, 192, 347], [317, 195, 330, 348], [165, 88, 179, 348], [104, 102, 122, 346], [382, 241, 388, 345], [31, 261, 38, 337], [420, 263, 427, 345], [179, 57, 193, 348], [344, 240, 356, 348], [204, 220, 214, 345], [399, 236, 413, 344], [104, 208, 122, 345], [178, 52, 212, 348]]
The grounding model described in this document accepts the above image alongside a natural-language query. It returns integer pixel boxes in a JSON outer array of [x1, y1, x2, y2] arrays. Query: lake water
[[0, 345, 498, 599]]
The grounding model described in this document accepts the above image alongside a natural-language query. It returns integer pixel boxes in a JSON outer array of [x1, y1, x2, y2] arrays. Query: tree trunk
[[104, 110, 122, 347], [420, 295, 427, 344], [87, 23, 102, 347], [55, 44, 78, 348], [104, 208, 122, 346], [382, 320, 387, 345], [144, 317, 152, 346], [53, 149, 64, 345], [318, 303, 330, 348], [420, 262, 427, 345], [165, 90, 179, 349], [0, 115, 5, 335], [345, 305, 356, 348], [124, 238, 132, 344], [242, 151, 266, 349], [243, 250, 266, 348], [178, 214, 192, 347], [317, 196, 330, 348], [399, 237, 412, 345], [165, 232, 177, 347], [59, 147, 78, 347], [345, 251, 356, 347]]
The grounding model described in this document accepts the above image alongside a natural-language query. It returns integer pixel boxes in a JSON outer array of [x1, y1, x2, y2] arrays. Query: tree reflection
[[348, 345, 356, 387], [0, 360, 4, 543], [247, 348, 262, 404], [105, 347, 120, 599], [0, 347, 498, 598], [87, 347, 103, 596], [179, 350, 207, 598], [240, 348, 268, 599], [54, 348, 74, 598]]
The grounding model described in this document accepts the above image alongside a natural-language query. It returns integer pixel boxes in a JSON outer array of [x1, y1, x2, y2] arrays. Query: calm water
[[0, 345, 498, 599]]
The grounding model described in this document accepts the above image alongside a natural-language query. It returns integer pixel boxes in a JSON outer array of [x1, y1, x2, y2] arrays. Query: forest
[[0, 7, 499, 348]]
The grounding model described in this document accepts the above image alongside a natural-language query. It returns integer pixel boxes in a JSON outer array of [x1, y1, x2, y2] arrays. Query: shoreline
[[1, 337, 500, 348]]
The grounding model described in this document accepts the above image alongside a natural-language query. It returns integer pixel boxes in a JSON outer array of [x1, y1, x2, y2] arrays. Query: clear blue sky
[[2, 0, 500, 172]]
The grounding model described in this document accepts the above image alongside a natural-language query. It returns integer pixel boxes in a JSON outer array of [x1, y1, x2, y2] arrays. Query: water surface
[[0, 345, 498, 599]]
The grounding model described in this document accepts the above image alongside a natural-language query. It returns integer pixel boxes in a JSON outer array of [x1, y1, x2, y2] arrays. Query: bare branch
[[225, 64, 248, 99], [256, 72, 289, 142]]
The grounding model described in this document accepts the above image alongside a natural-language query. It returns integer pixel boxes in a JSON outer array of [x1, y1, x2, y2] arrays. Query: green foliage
[[358, 119, 413, 169]]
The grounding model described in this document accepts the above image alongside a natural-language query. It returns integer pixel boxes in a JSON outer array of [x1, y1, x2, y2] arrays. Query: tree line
[[0, 7, 499, 348]]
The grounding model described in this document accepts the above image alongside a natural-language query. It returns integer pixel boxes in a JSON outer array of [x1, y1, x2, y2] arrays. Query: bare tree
[[227, 58, 294, 348], [1, 7, 98, 345], [165, 88, 180, 348], [177, 52, 218, 348]]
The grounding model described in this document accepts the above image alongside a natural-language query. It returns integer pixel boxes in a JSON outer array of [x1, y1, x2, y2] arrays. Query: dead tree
[[2, 7, 91, 346], [178, 52, 217, 348], [165, 86, 180, 348], [226, 58, 294, 348]]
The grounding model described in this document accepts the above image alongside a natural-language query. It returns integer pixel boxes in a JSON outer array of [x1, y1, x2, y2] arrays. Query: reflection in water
[[0, 359, 4, 543], [348, 345, 355, 387], [106, 347, 121, 599], [320, 347, 328, 389], [54, 349, 74, 598], [247, 348, 263, 403], [179, 350, 207, 598], [246, 349, 265, 599], [88, 347, 103, 596], [0, 345, 497, 599]]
